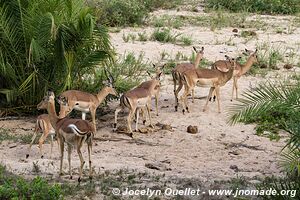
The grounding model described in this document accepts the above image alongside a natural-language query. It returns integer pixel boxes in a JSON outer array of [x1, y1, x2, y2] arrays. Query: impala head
[[57, 96, 71, 118], [225, 55, 237, 69], [244, 48, 258, 63], [103, 68, 118, 96], [152, 63, 165, 81], [193, 46, 205, 58], [37, 96, 48, 110]]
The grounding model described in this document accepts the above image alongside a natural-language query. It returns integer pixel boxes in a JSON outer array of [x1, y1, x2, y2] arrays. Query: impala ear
[[224, 55, 230, 60], [254, 49, 258, 53], [193, 46, 197, 52], [146, 71, 153, 78], [245, 48, 248, 52]]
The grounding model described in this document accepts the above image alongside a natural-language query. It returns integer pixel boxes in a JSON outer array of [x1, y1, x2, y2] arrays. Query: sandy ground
[[0, 8, 299, 187]]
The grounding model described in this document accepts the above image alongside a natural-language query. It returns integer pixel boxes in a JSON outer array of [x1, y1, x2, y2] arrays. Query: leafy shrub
[[92, 0, 183, 27], [206, 0, 300, 15], [151, 28, 181, 43], [0, 165, 62, 200]]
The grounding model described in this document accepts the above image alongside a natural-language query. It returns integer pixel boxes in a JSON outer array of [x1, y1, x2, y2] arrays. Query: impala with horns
[[172, 46, 204, 111], [43, 91, 95, 182], [26, 96, 70, 159], [180, 56, 237, 114], [113, 68, 164, 137], [210, 49, 258, 101], [58, 70, 117, 130]]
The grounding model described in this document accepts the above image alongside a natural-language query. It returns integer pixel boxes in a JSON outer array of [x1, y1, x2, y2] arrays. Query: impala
[[172, 46, 204, 111], [58, 73, 117, 130], [113, 69, 163, 137], [44, 91, 95, 182], [180, 56, 236, 114], [210, 49, 258, 101], [26, 97, 70, 159]]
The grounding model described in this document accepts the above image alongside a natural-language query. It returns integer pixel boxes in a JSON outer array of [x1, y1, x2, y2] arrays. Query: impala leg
[[113, 107, 121, 131], [215, 86, 221, 113], [87, 138, 93, 179], [26, 131, 38, 158], [50, 134, 54, 158], [146, 103, 153, 128], [135, 108, 140, 132], [180, 83, 192, 114], [77, 143, 84, 183], [235, 78, 239, 100], [141, 107, 146, 125], [203, 87, 215, 112], [155, 93, 159, 116], [172, 73, 177, 109], [67, 144, 72, 179], [192, 89, 195, 103], [127, 106, 136, 137], [82, 112, 86, 120], [231, 77, 236, 101], [38, 132, 48, 159], [59, 136, 64, 176], [90, 108, 97, 132], [175, 81, 183, 112]]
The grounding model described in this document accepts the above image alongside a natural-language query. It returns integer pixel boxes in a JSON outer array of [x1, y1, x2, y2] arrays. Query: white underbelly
[[196, 78, 215, 87], [137, 97, 149, 107], [73, 102, 90, 113]]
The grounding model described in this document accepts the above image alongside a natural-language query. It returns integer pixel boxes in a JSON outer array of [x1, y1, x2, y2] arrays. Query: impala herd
[[26, 47, 258, 182]]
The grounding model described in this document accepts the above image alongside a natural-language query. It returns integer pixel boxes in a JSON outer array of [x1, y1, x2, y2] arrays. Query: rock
[[230, 165, 239, 172], [229, 149, 241, 155], [187, 125, 198, 134], [162, 124, 172, 131], [139, 128, 149, 134], [145, 162, 171, 171], [283, 64, 293, 69], [260, 63, 268, 68], [232, 28, 238, 33]]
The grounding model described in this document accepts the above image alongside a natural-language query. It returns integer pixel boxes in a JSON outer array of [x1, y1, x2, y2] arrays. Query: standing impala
[[26, 97, 70, 159], [113, 70, 163, 137], [210, 49, 258, 101], [180, 56, 236, 114], [58, 74, 117, 130], [172, 46, 204, 111], [43, 91, 95, 182]]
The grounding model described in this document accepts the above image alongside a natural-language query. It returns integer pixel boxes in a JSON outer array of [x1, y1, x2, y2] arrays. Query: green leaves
[[0, 0, 113, 113]]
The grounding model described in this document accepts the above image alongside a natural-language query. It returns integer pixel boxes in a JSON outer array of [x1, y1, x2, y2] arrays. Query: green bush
[[92, 0, 182, 27], [151, 28, 181, 43], [0, 165, 62, 199], [0, 0, 113, 115], [206, 0, 300, 15]]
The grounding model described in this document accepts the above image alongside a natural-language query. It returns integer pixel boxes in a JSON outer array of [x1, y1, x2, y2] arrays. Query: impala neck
[[96, 88, 109, 106], [47, 100, 59, 130], [194, 53, 202, 68], [223, 67, 235, 84], [241, 57, 255, 75]]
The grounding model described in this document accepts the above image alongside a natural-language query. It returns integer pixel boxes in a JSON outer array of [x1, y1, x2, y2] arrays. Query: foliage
[[151, 28, 181, 43], [0, 128, 33, 144], [206, 0, 300, 15], [0, 165, 62, 200], [229, 79, 300, 187], [92, 0, 182, 27], [0, 0, 113, 115]]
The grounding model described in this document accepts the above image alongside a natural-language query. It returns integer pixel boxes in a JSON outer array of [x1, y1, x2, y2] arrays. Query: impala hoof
[[186, 107, 189, 113], [128, 132, 133, 138], [209, 97, 212, 102], [41, 155, 44, 159], [78, 177, 81, 183], [175, 106, 178, 112], [113, 123, 117, 128], [70, 176, 73, 180], [143, 120, 146, 125], [26, 154, 29, 159], [182, 109, 185, 115], [230, 99, 233, 102]]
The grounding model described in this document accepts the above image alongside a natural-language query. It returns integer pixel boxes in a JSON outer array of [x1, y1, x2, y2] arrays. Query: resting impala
[[210, 49, 258, 101], [172, 46, 204, 111], [26, 97, 70, 159], [113, 70, 163, 137], [44, 91, 95, 182], [58, 74, 117, 130], [180, 56, 236, 114]]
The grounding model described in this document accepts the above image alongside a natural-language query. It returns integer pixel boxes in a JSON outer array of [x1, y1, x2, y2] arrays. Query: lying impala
[[113, 68, 163, 137], [172, 46, 204, 111], [210, 49, 258, 101], [180, 56, 236, 114], [58, 73, 117, 130], [26, 97, 70, 159], [43, 91, 95, 182]]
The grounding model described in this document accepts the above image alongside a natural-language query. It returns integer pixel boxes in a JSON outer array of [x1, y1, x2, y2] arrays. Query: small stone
[[230, 165, 239, 172], [232, 28, 238, 33], [283, 64, 293, 70], [187, 125, 198, 134]]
